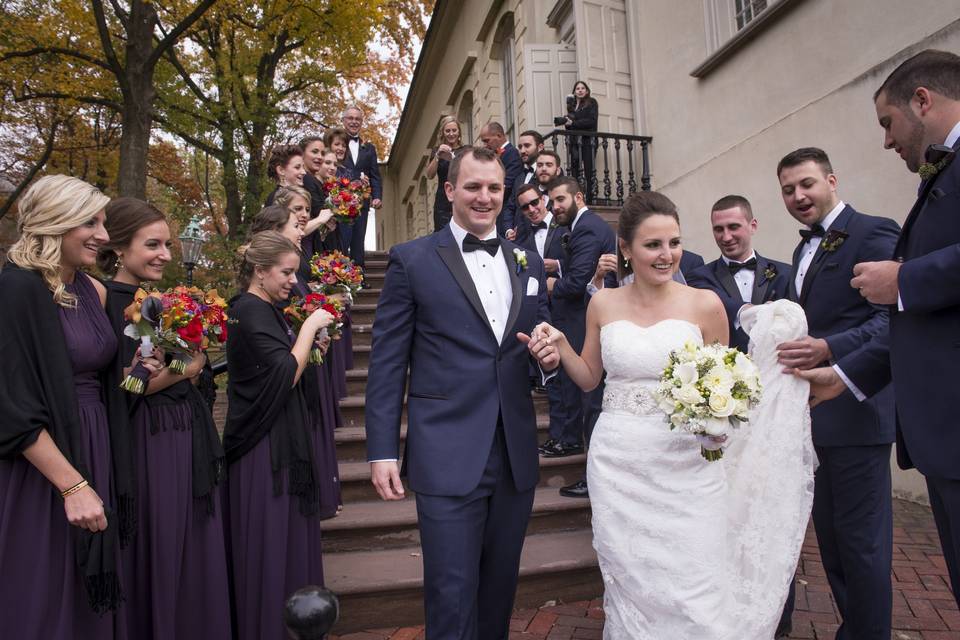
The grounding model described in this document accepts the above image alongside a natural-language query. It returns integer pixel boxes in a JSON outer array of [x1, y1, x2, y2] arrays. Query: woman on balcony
[[564, 80, 599, 202]]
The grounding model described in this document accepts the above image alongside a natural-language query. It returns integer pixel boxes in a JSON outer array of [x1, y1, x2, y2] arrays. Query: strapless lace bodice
[[600, 319, 703, 416]]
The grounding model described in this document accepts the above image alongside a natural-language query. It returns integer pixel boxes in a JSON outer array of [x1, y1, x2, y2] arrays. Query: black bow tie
[[349, 135, 360, 143], [462, 234, 500, 257], [799, 224, 826, 242], [728, 257, 757, 274], [532, 221, 548, 231]]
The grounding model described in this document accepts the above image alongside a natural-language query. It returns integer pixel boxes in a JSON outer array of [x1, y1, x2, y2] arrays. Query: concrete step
[[322, 485, 591, 553], [362, 273, 385, 289], [324, 528, 601, 633], [338, 452, 586, 503], [352, 344, 371, 369], [350, 303, 377, 326], [338, 392, 550, 429], [354, 288, 382, 305], [334, 414, 552, 462], [350, 324, 373, 348], [346, 368, 370, 395]]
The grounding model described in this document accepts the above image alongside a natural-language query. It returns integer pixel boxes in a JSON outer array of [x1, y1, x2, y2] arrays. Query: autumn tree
[[0, 0, 217, 198]]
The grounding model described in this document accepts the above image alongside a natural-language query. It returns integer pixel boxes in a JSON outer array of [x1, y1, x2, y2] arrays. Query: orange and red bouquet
[[309, 250, 364, 297], [120, 286, 228, 393], [324, 176, 368, 224], [283, 292, 345, 364]]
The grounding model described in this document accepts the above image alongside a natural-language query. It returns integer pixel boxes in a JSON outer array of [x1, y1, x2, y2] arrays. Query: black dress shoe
[[774, 621, 792, 638], [560, 479, 588, 498], [538, 438, 560, 455], [541, 441, 584, 458]]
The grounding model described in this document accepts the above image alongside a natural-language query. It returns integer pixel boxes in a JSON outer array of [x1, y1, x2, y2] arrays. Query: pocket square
[[526, 278, 539, 296]]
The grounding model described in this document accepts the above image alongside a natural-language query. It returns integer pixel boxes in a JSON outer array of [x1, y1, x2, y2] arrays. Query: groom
[[365, 146, 557, 640]]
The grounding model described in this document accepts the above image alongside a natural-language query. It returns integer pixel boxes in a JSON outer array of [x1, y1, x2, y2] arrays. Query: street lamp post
[[179, 216, 206, 286]]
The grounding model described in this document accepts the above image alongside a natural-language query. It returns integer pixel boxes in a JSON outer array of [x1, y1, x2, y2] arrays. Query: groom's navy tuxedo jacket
[[791, 204, 900, 447], [365, 226, 551, 496], [840, 141, 960, 480], [686, 254, 792, 352]]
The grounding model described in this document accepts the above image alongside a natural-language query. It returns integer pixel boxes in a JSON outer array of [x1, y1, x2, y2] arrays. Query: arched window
[[458, 91, 475, 145], [491, 14, 517, 142]]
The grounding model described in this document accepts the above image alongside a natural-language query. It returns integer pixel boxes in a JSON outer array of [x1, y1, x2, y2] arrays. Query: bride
[[532, 191, 815, 639]]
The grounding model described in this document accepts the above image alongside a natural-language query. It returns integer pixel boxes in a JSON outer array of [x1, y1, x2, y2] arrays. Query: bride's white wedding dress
[[588, 301, 816, 639]]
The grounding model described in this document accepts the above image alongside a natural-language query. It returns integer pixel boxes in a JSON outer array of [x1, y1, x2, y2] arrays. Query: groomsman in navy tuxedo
[[507, 131, 545, 241], [365, 146, 557, 640], [800, 49, 960, 612], [480, 122, 524, 236], [541, 176, 616, 467], [514, 183, 571, 456], [686, 195, 791, 352], [777, 147, 900, 640], [341, 105, 382, 273]]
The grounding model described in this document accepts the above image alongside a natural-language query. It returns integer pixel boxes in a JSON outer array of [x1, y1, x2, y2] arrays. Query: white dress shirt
[[794, 200, 845, 295], [533, 212, 554, 258], [449, 219, 512, 344], [349, 136, 360, 165], [721, 252, 757, 302]]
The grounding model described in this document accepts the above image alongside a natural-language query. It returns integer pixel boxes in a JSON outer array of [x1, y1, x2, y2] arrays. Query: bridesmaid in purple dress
[[99, 197, 231, 639], [0, 175, 148, 638], [224, 231, 333, 640], [251, 202, 342, 518]]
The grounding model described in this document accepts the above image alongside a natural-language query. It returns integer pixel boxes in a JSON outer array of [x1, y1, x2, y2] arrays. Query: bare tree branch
[[0, 118, 60, 221]]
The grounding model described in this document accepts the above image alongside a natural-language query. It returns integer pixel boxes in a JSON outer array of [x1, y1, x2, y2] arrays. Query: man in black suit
[[686, 195, 792, 352], [341, 105, 382, 273], [507, 131, 545, 241], [480, 121, 524, 236], [801, 49, 960, 613], [542, 176, 615, 467]]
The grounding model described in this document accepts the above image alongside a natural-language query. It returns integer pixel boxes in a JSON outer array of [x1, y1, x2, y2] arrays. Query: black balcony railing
[[546, 129, 653, 207]]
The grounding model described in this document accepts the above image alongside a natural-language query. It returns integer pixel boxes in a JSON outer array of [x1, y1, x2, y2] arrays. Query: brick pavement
[[328, 499, 958, 640]]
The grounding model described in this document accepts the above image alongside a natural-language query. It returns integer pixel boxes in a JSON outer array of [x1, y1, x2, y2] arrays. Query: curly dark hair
[[266, 144, 303, 183]]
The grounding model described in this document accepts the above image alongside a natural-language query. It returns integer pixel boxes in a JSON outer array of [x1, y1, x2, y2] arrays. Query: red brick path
[[329, 499, 958, 639]]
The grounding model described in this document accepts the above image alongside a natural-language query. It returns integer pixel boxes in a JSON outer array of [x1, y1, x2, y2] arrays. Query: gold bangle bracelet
[[61, 479, 89, 499]]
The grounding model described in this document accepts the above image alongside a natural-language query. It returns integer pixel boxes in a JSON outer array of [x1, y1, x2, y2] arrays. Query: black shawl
[[105, 281, 225, 517], [223, 292, 318, 515], [0, 262, 124, 612]]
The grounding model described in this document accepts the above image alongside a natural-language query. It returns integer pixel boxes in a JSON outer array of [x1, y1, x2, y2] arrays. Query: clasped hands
[[517, 322, 563, 371]]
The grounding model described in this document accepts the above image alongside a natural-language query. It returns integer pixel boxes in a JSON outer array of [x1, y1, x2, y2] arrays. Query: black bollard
[[284, 586, 340, 640]]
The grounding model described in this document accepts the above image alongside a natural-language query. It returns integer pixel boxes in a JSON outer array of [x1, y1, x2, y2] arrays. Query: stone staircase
[[323, 251, 602, 633]]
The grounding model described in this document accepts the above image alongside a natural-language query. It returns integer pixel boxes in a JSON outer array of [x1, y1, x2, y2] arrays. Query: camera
[[554, 94, 577, 126]]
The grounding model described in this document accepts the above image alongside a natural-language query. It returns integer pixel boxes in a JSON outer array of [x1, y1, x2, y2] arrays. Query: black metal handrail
[[545, 129, 653, 207]]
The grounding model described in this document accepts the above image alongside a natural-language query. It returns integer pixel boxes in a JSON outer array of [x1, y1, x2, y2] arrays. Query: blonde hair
[[8, 175, 111, 307], [274, 185, 312, 210], [435, 115, 463, 148]]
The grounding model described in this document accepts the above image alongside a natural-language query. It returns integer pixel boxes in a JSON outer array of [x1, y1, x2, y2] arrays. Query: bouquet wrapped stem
[[285, 295, 344, 365]]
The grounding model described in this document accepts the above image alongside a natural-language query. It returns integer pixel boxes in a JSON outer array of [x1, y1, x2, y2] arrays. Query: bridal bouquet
[[284, 292, 345, 364], [655, 341, 762, 461], [324, 177, 367, 225], [309, 250, 364, 298], [121, 286, 229, 393]]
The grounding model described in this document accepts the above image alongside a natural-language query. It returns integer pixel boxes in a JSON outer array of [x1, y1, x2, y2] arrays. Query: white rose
[[703, 416, 729, 436], [658, 394, 678, 415], [733, 397, 751, 418], [708, 392, 736, 418], [670, 413, 688, 430], [675, 361, 699, 386], [673, 384, 704, 406]]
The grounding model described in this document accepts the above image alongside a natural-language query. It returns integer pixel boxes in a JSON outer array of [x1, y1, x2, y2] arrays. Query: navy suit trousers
[[926, 475, 960, 610], [415, 423, 536, 640], [812, 444, 893, 640]]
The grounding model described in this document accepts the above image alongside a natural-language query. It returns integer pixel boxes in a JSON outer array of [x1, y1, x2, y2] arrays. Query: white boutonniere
[[513, 248, 528, 274]]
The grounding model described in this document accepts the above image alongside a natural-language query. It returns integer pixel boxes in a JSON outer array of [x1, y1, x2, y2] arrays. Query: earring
[[116, 256, 124, 272], [623, 256, 630, 268], [258, 276, 265, 290]]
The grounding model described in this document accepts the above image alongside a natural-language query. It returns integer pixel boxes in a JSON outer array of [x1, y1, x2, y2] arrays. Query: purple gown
[[121, 385, 232, 639], [0, 272, 125, 639]]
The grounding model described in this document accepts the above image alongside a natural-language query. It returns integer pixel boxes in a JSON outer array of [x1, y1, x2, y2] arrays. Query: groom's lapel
[[435, 230, 495, 339], [751, 255, 772, 304], [713, 259, 742, 301], [502, 244, 523, 341]]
